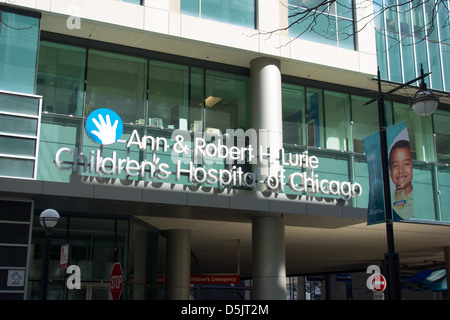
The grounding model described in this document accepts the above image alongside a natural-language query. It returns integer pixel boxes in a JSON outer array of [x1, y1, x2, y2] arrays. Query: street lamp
[[39, 209, 60, 300], [365, 65, 438, 300], [412, 67, 440, 116]]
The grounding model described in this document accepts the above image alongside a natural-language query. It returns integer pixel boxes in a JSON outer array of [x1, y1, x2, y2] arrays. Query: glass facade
[[375, 0, 450, 92], [287, 0, 355, 50], [26, 213, 165, 300], [33, 36, 450, 223], [0, 8, 40, 94], [281, 81, 450, 221], [0, 92, 42, 179], [122, 0, 142, 4], [181, 0, 256, 29], [36, 39, 250, 185]]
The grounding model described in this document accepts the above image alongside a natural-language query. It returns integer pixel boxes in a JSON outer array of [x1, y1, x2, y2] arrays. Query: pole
[[40, 229, 52, 300], [376, 68, 402, 300]]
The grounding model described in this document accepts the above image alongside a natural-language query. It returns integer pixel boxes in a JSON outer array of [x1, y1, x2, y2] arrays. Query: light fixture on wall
[[411, 66, 439, 116], [205, 96, 222, 107]]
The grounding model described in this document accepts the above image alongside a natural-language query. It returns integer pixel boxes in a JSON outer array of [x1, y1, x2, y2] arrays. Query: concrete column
[[251, 216, 285, 300], [250, 57, 283, 183], [325, 274, 337, 300], [165, 229, 191, 300], [252, 216, 286, 299], [250, 57, 285, 300], [445, 247, 450, 299]]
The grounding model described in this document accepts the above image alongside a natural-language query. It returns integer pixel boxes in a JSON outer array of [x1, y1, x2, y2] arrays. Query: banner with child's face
[[387, 121, 413, 221], [363, 121, 413, 225]]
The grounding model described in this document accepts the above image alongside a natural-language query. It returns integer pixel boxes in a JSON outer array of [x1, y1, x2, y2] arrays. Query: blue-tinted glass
[[37, 42, 86, 116], [37, 115, 82, 182], [393, 103, 435, 162], [412, 0, 429, 83], [202, 0, 255, 28], [289, 9, 337, 46], [354, 155, 369, 208], [0, 157, 34, 178], [0, 93, 40, 116], [306, 88, 324, 148], [0, 10, 40, 94], [374, 5, 389, 80], [282, 83, 305, 145], [122, 0, 141, 4], [413, 163, 436, 220], [337, 18, 354, 49], [0, 115, 37, 137], [438, 166, 450, 221], [424, 0, 443, 90], [289, 2, 354, 49], [438, 2, 450, 91], [85, 50, 147, 124], [181, 0, 200, 16], [336, 0, 353, 19], [324, 91, 350, 151], [385, 7, 403, 82], [0, 136, 36, 157], [399, 5, 416, 81], [434, 111, 450, 164]]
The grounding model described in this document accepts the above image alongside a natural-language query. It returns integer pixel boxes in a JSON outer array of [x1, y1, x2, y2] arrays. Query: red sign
[[190, 274, 240, 284], [372, 274, 387, 292], [157, 274, 240, 285], [59, 244, 69, 270], [110, 263, 123, 300]]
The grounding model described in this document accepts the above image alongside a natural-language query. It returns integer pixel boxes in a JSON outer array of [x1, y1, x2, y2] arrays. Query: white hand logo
[[90, 114, 118, 145]]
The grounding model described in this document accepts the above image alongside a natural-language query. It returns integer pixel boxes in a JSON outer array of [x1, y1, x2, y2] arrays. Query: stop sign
[[110, 263, 123, 300], [372, 273, 387, 292]]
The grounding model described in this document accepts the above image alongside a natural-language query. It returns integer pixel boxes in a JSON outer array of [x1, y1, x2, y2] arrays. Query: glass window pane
[[438, 166, 450, 221], [337, 18, 354, 50], [86, 50, 147, 124], [354, 154, 369, 208], [181, 0, 200, 16], [0, 10, 40, 94], [399, 4, 416, 82], [202, 0, 255, 28], [0, 114, 37, 136], [37, 41, 86, 116], [438, 2, 450, 91], [122, 0, 141, 4], [189, 67, 204, 130], [148, 60, 189, 129], [0, 93, 40, 116], [336, 0, 353, 19], [324, 91, 350, 151], [424, 0, 443, 90], [306, 88, 324, 148], [68, 218, 117, 281], [434, 111, 450, 164], [412, 0, 429, 83], [393, 103, 435, 162], [312, 149, 351, 197], [205, 70, 250, 133], [412, 163, 436, 220], [290, 10, 337, 46], [37, 115, 82, 182], [351, 96, 379, 153], [282, 83, 305, 145], [0, 136, 36, 157], [0, 157, 34, 178], [374, 3, 389, 80]]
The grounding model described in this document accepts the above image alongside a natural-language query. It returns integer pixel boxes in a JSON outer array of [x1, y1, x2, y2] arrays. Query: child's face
[[389, 147, 413, 190]]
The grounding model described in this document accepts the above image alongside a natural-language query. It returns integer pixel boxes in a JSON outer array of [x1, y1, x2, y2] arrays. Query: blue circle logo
[[86, 108, 123, 145]]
